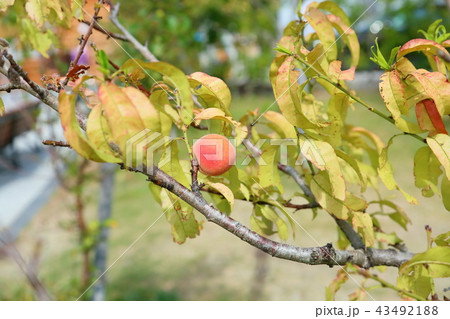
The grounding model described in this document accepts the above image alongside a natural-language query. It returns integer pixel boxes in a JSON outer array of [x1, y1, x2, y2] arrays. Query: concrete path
[[0, 131, 58, 243]]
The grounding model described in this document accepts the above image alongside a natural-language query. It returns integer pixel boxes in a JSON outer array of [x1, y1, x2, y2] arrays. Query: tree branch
[[109, 3, 159, 62], [80, 19, 129, 42], [130, 164, 413, 268], [63, 0, 103, 86]]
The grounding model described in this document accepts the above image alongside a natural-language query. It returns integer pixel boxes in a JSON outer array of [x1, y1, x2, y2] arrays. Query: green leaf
[[0, 97, 5, 117], [427, 134, 450, 180], [255, 205, 289, 241], [299, 135, 346, 201], [161, 190, 201, 244], [414, 146, 442, 197], [378, 136, 417, 204], [370, 200, 411, 230], [442, 177, 450, 211], [19, 18, 54, 57], [400, 246, 450, 278], [435, 231, 450, 247], [257, 145, 283, 193], [95, 49, 110, 78]]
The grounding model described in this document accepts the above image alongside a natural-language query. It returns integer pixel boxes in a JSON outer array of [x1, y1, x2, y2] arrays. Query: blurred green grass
[[0, 90, 448, 301]]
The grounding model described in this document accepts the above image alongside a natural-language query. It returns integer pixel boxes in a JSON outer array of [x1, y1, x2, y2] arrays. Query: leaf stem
[[356, 267, 427, 301], [292, 54, 425, 144]]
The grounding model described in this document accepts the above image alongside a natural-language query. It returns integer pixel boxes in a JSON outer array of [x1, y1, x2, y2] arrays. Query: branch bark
[[0, 32, 414, 270], [131, 164, 413, 268], [109, 3, 159, 62]]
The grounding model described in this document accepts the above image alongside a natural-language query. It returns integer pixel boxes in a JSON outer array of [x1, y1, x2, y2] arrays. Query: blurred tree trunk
[[92, 163, 116, 301], [248, 249, 269, 300]]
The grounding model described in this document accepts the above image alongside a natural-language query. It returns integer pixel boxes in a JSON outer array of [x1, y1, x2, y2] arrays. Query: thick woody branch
[[131, 164, 413, 268], [109, 3, 159, 62]]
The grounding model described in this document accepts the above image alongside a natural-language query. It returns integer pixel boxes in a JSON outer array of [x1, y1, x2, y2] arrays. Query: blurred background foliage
[[116, 0, 280, 83], [334, 0, 450, 70], [1, 0, 449, 84]]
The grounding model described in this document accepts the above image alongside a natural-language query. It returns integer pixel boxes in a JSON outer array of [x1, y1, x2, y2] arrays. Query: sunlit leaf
[[442, 177, 450, 211], [414, 146, 442, 197], [352, 211, 375, 247], [299, 135, 346, 201], [304, 6, 337, 61], [427, 134, 450, 180], [189, 72, 232, 116], [59, 91, 105, 162], [205, 182, 235, 211], [377, 136, 417, 204]]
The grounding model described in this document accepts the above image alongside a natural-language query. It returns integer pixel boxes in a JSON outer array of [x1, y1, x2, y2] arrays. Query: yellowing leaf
[[442, 177, 450, 211], [122, 59, 194, 125], [379, 70, 407, 120], [194, 108, 247, 145], [263, 111, 297, 139], [189, 72, 232, 115], [305, 6, 337, 61], [0, 0, 14, 12], [310, 171, 349, 219], [0, 98, 5, 116], [328, 60, 355, 82], [122, 87, 161, 132], [326, 14, 360, 67], [20, 18, 53, 57], [205, 182, 235, 211], [299, 135, 346, 201], [98, 83, 146, 153], [86, 105, 122, 163], [352, 211, 375, 247], [25, 0, 46, 28], [398, 39, 449, 60], [410, 70, 450, 117], [59, 91, 105, 162], [271, 56, 326, 129], [427, 134, 450, 180]]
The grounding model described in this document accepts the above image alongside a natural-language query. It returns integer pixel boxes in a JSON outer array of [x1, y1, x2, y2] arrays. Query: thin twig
[[42, 140, 72, 148], [80, 19, 129, 42], [63, 0, 104, 86], [109, 3, 159, 62], [0, 239, 51, 300]]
